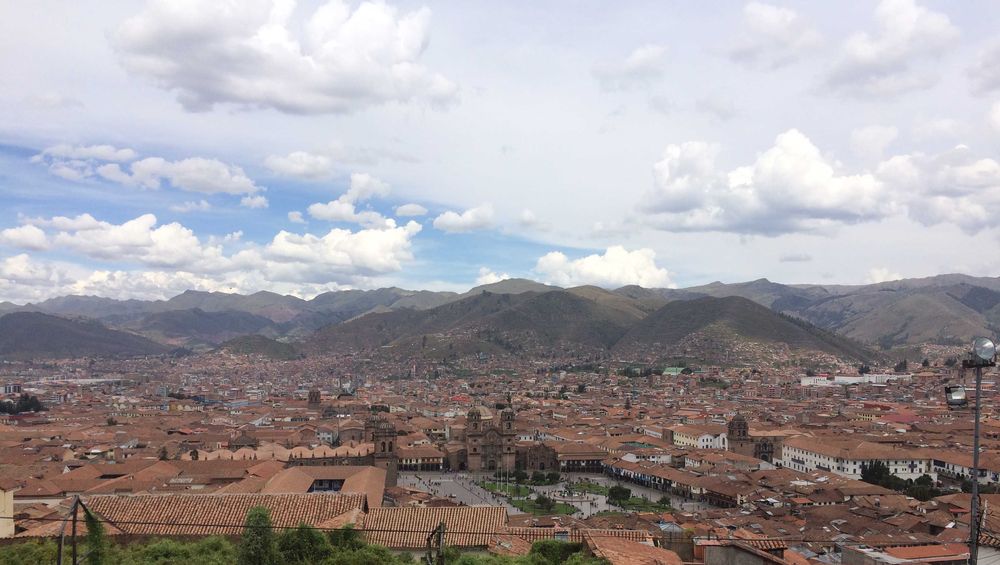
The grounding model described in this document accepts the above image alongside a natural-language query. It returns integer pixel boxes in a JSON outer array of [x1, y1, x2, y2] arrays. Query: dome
[[468, 407, 482, 419]]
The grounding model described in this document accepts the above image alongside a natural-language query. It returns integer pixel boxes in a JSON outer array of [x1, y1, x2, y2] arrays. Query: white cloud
[[0, 225, 49, 251], [990, 101, 1000, 131], [825, 0, 959, 97], [875, 145, 1000, 232], [969, 43, 1000, 95], [535, 246, 673, 289], [170, 200, 211, 213], [307, 173, 392, 227], [240, 195, 269, 209], [729, 2, 822, 69], [288, 211, 306, 224], [99, 157, 262, 195], [112, 0, 458, 114], [264, 151, 335, 180], [4, 213, 424, 301], [868, 267, 901, 283], [432, 203, 495, 233], [342, 173, 389, 203], [34, 142, 265, 199], [33, 143, 137, 162], [475, 267, 510, 286], [850, 125, 898, 159], [642, 129, 890, 234], [593, 44, 668, 91], [395, 203, 428, 217]]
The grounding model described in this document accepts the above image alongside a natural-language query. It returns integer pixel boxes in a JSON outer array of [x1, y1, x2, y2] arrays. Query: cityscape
[[3, 1, 1000, 564]]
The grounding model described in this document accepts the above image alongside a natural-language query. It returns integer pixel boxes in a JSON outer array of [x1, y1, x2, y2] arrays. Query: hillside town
[[0, 349, 996, 564]]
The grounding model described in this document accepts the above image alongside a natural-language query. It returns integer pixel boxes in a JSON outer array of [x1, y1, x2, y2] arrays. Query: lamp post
[[963, 337, 997, 565]]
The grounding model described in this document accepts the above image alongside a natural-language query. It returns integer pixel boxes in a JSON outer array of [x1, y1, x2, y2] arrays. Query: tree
[[576, 384, 586, 394], [545, 471, 561, 484], [106, 417, 118, 426], [531, 471, 546, 484], [0, 394, 45, 415], [238, 506, 279, 565], [894, 359, 908, 372], [158, 446, 169, 460], [945, 357, 958, 367], [530, 540, 584, 564], [608, 485, 631, 503], [860, 461, 890, 485], [535, 495, 555, 512], [922, 358, 930, 368], [84, 508, 108, 565], [328, 524, 366, 550], [857, 364, 871, 375], [513, 469, 528, 484], [277, 523, 332, 563]]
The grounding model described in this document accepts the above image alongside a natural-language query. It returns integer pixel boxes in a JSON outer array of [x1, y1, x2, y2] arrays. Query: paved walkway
[[398, 471, 710, 518]]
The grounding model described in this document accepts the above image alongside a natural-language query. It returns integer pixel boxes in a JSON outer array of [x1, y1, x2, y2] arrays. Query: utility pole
[[963, 337, 997, 565], [970, 365, 984, 565], [425, 521, 446, 565]]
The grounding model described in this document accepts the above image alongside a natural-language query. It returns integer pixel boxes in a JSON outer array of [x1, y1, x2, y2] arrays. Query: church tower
[[372, 417, 398, 486], [500, 408, 517, 470]]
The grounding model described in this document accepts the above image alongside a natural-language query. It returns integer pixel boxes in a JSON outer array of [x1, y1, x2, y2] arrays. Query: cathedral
[[463, 406, 517, 471]]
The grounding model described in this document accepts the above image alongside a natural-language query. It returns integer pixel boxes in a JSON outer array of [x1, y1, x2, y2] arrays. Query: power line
[[0, 513, 989, 546]]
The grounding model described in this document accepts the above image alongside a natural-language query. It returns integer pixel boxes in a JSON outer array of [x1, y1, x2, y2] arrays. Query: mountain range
[[0, 273, 996, 361]]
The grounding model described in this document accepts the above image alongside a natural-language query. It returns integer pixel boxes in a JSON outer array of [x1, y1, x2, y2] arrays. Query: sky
[[1, 0, 1000, 303]]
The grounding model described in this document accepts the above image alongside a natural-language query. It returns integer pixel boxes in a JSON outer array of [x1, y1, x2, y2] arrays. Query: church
[[726, 413, 776, 463]]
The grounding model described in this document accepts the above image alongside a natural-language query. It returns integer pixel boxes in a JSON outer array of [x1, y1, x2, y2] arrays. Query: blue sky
[[1, 0, 999, 302]]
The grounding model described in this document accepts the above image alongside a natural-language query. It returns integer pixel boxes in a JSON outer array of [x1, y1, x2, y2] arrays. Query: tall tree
[[238, 507, 279, 565], [84, 508, 108, 565]]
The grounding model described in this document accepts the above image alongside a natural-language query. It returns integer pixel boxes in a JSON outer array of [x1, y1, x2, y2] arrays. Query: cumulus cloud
[[112, 0, 458, 114], [0, 225, 49, 251], [432, 204, 495, 233], [990, 101, 1000, 131], [170, 200, 211, 213], [475, 267, 510, 286], [2, 212, 424, 302], [642, 129, 889, 235], [34, 142, 265, 199], [33, 144, 136, 162], [308, 173, 392, 227], [875, 145, 1000, 232], [98, 157, 261, 195], [535, 246, 673, 289], [395, 203, 428, 217], [643, 129, 1000, 235], [240, 195, 269, 209], [265, 151, 335, 180], [851, 125, 898, 159], [593, 44, 668, 91], [868, 267, 902, 283], [969, 43, 1000, 95], [825, 0, 959, 97], [728, 2, 822, 69], [288, 211, 306, 224]]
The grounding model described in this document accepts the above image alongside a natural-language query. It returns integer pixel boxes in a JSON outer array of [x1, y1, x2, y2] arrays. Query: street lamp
[[963, 337, 996, 565]]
